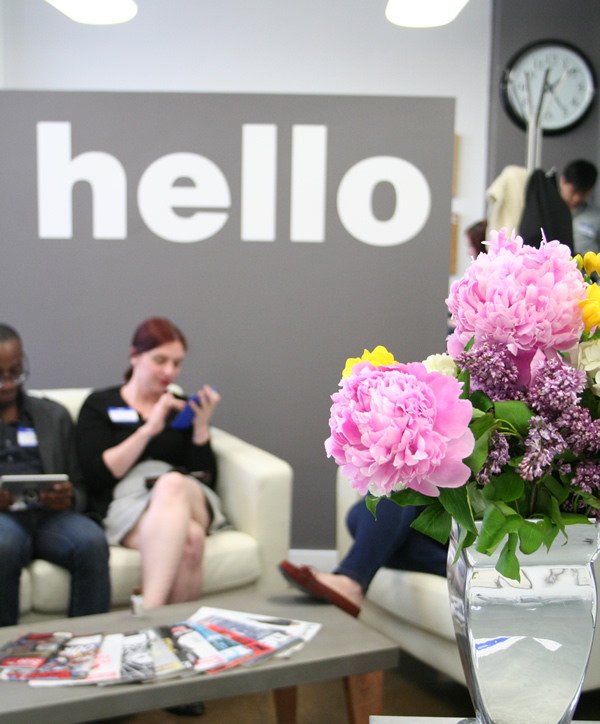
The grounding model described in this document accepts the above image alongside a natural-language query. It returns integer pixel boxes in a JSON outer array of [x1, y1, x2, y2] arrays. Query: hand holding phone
[[171, 394, 201, 429]]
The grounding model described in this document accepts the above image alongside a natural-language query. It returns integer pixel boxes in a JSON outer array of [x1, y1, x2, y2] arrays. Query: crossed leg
[[120, 471, 211, 609]]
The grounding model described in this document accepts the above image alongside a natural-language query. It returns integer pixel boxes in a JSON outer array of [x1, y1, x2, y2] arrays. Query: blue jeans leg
[[0, 512, 33, 626], [34, 510, 111, 618], [334, 498, 448, 592]]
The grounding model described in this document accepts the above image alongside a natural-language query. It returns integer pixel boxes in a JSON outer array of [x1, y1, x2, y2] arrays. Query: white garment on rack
[[486, 165, 528, 234]]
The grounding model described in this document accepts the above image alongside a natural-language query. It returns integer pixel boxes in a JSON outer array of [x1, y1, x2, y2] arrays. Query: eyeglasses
[[0, 355, 29, 389]]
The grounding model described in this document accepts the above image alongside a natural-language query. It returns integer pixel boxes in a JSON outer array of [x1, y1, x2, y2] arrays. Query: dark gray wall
[[0, 90, 455, 549], [488, 0, 600, 186]]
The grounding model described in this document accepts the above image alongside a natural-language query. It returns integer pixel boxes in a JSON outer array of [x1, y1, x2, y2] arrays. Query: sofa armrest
[[210, 427, 293, 592]]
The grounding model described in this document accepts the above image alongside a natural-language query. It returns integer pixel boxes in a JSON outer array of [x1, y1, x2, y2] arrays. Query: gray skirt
[[103, 459, 230, 546]]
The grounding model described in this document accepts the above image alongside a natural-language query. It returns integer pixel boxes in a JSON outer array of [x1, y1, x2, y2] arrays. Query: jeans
[[334, 498, 448, 593], [0, 507, 111, 626]]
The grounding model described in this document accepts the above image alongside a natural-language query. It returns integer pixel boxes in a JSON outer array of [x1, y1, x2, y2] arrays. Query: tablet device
[[0, 474, 68, 504]]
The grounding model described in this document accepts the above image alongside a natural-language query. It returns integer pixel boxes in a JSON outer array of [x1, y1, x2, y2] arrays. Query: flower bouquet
[[325, 229, 600, 580]]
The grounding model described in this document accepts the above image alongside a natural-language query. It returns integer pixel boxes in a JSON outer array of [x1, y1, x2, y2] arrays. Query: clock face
[[501, 40, 596, 134]]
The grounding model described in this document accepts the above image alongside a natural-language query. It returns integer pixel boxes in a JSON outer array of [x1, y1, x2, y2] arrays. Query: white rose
[[422, 353, 457, 376], [576, 340, 600, 387]]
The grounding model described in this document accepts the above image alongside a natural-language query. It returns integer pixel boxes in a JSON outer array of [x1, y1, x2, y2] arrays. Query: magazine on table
[[145, 627, 195, 681], [187, 607, 309, 666], [29, 633, 124, 687], [168, 620, 254, 673], [28, 634, 103, 680], [0, 632, 72, 680], [118, 630, 155, 683]]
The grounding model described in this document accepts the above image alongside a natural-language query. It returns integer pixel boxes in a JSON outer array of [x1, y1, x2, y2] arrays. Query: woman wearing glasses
[[76, 317, 223, 610]]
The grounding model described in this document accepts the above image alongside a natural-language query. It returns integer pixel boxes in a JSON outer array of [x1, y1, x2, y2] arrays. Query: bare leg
[[314, 573, 364, 609], [121, 472, 211, 608], [166, 519, 206, 604]]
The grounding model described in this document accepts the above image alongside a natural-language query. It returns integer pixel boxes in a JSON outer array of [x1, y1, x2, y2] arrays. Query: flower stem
[[528, 483, 537, 517]]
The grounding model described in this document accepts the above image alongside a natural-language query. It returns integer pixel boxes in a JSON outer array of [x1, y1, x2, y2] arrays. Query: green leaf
[[518, 520, 544, 554], [469, 411, 497, 439], [548, 497, 565, 532], [543, 523, 560, 550], [496, 533, 521, 581], [439, 486, 475, 533], [468, 484, 488, 516], [493, 472, 524, 502], [388, 488, 432, 507], [463, 427, 492, 474], [451, 526, 477, 565], [410, 503, 452, 544], [475, 505, 509, 555], [482, 481, 496, 501], [494, 400, 533, 436], [365, 495, 380, 518], [469, 390, 493, 412], [494, 504, 522, 532], [541, 474, 569, 505], [561, 512, 595, 525], [457, 368, 470, 399]]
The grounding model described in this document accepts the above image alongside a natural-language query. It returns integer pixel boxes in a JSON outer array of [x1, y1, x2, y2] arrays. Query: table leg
[[343, 669, 384, 724], [273, 685, 297, 724]]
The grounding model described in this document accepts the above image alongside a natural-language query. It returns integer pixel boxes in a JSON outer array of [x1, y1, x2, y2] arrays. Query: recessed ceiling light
[[385, 0, 470, 28], [45, 0, 138, 25]]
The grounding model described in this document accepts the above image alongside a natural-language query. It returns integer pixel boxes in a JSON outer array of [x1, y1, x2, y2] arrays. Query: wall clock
[[500, 39, 597, 135]]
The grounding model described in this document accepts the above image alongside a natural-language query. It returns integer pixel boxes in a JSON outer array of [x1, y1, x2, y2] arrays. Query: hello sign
[[37, 121, 431, 246]]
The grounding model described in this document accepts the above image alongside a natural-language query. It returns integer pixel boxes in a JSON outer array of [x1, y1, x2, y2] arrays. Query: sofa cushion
[[367, 567, 456, 643], [25, 528, 261, 614]]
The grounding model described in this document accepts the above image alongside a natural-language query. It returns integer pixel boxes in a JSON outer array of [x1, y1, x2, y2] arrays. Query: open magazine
[[187, 606, 321, 663]]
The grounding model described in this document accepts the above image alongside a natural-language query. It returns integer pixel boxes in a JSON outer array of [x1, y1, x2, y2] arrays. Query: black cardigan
[[76, 386, 217, 520]]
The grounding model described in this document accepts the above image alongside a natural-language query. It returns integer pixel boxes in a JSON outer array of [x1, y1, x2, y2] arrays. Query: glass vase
[[447, 521, 600, 724]]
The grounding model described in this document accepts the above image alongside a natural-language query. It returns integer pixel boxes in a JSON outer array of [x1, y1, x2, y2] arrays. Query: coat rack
[[522, 67, 551, 174]]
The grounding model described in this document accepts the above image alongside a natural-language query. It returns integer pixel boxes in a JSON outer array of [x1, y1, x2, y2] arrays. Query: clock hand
[[544, 71, 570, 115]]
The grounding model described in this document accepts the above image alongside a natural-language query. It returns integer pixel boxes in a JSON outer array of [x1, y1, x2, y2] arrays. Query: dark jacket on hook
[[518, 169, 574, 252]]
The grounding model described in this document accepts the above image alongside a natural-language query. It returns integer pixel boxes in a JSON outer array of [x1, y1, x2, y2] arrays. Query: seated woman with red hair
[[76, 317, 224, 610]]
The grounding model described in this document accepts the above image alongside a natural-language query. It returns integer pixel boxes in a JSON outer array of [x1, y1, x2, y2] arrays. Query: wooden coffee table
[[0, 590, 399, 724]]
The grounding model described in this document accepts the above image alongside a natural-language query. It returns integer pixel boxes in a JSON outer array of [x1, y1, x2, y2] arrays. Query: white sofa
[[17, 388, 293, 623], [337, 469, 600, 692]]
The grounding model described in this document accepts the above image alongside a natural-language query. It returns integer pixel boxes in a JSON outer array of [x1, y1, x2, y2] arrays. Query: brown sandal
[[278, 560, 361, 618]]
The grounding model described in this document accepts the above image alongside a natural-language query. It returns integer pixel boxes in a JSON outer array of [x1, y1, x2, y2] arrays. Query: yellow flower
[[583, 252, 600, 276], [573, 254, 583, 271], [342, 345, 398, 378], [579, 284, 600, 332]]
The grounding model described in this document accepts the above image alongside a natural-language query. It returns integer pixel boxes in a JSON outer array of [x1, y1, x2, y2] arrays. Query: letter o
[[336, 157, 431, 247]]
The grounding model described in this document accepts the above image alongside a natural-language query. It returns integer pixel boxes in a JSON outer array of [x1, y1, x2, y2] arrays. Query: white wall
[[1, 0, 492, 285]]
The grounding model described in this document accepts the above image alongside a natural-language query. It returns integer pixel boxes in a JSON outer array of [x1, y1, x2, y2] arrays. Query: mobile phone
[[171, 393, 200, 429]]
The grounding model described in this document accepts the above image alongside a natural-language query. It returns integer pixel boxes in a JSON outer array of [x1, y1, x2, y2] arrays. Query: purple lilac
[[517, 416, 566, 482], [476, 431, 511, 485], [456, 341, 521, 401], [527, 357, 586, 418]]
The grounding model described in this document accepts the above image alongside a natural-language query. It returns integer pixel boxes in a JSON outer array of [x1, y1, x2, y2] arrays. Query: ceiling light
[[385, 0, 470, 28], [45, 0, 138, 25]]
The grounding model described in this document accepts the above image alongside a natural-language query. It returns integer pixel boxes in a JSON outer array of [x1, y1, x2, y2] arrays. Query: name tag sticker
[[108, 407, 139, 424], [17, 427, 39, 447], [578, 222, 595, 239]]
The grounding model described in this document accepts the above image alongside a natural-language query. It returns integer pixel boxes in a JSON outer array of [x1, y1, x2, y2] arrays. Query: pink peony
[[446, 228, 586, 380], [325, 360, 474, 498]]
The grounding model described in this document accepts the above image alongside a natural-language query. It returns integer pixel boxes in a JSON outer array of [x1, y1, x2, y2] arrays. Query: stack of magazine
[[0, 606, 321, 687]]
